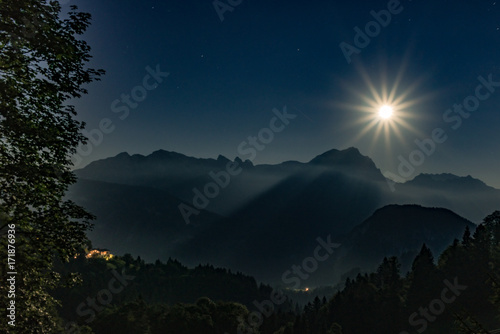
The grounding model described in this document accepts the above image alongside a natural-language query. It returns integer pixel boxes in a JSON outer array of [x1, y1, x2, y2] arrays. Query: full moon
[[378, 105, 393, 119]]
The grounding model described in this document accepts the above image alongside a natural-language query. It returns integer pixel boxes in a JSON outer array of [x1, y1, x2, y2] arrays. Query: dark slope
[[390, 173, 500, 222], [333, 204, 474, 279], [66, 178, 221, 261]]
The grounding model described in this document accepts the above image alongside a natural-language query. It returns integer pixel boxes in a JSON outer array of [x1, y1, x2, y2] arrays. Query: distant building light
[[86, 249, 114, 260]]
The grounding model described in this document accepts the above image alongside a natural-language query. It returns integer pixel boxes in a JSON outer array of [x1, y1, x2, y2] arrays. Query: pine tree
[[405, 244, 441, 312]]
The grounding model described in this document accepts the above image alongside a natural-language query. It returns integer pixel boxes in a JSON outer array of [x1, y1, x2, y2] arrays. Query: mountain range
[[68, 147, 499, 285]]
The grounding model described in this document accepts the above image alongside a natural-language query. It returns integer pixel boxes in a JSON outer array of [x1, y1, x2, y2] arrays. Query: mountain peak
[[341, 204, 474, 274], [408, 173, 491, 190], [217, 155, 230, 163], [234, 157, 253, 168], [352, 204, 474, 242], [309, 147, 365, 164], [150, 149, 187, 159], [115, 152, 131, 158], [308, 147, 384, 180], [414, 173, 462, 181]]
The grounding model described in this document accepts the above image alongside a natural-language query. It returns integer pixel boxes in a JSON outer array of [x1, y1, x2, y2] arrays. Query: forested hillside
[[55, 211, 500, 334]]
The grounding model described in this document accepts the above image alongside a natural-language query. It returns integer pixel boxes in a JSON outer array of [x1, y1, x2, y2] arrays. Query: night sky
[[68, 0, 500, 188]]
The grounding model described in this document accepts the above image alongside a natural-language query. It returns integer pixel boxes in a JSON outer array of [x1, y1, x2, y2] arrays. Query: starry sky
[[68, 0, 500, 188]]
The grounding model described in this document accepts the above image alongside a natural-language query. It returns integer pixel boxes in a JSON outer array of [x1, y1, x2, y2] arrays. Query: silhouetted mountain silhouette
[[333, 204, 474, 279], [69, 148, 499, 284]]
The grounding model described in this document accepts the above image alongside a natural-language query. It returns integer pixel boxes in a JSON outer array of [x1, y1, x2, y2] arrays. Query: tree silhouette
[[0, 0, 103, 332], [405, 244, 441, 311]]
